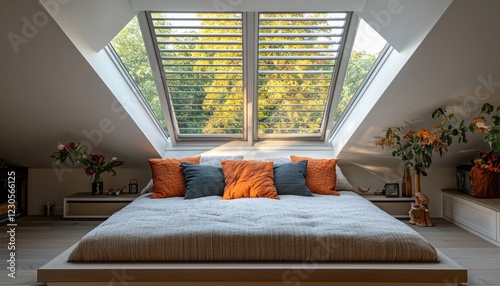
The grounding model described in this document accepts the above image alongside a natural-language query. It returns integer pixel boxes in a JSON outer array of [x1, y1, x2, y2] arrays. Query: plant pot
[[92, 182, 104, 195], [470, 166, 498, 198]]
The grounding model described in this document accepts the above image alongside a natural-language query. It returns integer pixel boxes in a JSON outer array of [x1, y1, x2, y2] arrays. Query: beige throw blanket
[[68, 192, 438, 262]]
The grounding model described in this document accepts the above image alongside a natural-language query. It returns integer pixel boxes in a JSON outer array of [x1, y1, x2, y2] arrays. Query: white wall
[[28, 157, 455, 217], [342, 165, 456, 218], [0, 0, 159, 169], [28, 168, 151, 215]]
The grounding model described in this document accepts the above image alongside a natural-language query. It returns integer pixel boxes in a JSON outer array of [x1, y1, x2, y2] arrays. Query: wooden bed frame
[[38, 245, 467, 286]]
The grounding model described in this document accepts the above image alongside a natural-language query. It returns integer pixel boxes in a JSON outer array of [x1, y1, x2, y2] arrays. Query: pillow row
[[252, 157, 353, 191], [142, 156, 354, 194], [149, 155, 341, 200]]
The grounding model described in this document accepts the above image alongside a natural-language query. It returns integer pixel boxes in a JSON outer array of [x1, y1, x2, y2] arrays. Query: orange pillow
[[290, 156, 339, 196], [149, 156, 201, 198], [221, 160, 279, 200]]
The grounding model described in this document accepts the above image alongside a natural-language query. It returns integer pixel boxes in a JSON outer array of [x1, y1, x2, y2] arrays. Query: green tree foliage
[[110, 17, 167, 131], [194, 14, 244, 134], [112, 14, 381, 137], [257, 13, 334, 134], [155, 13, 243, 135], [334, 50, 378, 124]]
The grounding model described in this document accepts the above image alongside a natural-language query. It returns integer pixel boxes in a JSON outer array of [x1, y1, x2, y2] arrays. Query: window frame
[[329, 43, 392, 139], [106, 43, 169, 140], [141, 11, 356, 143], [255, 12, 353, 141]]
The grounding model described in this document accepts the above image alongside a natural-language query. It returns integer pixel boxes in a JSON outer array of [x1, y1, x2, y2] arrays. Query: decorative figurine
[[108, 185, 126, 196]]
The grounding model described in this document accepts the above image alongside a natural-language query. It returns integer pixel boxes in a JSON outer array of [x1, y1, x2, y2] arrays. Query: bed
[[39, 192, 467, 286], [38, 192, 467, 285]]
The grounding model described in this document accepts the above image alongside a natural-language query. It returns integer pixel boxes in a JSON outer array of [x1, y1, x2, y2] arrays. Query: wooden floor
[[0, 217, 499, 286]]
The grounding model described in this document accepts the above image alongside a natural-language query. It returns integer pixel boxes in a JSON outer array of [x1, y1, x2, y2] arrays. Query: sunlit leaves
[[111, 17, 167, 131]]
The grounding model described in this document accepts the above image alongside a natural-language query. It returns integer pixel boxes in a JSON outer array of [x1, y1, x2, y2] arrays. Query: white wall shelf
[[63, 192, 141, 218], [360, 195, 414, 218]]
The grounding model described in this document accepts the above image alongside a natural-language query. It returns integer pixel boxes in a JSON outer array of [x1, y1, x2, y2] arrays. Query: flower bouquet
[[51, 142, 125, 195]]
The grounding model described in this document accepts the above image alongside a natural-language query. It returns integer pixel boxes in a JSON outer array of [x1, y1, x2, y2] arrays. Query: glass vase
[[92, 182, 103, 195]]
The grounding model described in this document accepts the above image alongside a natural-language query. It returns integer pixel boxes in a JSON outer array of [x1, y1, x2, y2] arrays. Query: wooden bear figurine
[[409, 193, 433, 227]]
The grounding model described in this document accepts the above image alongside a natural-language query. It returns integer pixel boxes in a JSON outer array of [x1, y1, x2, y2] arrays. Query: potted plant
[[375, 126, 449, 192], [51, 142, 125, 195], [433, 103, 500, 197], [374, 118, 462, 227]]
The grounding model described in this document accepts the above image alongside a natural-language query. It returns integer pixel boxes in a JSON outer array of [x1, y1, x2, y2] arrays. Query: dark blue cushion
[[181, 162, 225, 199], [273, 160, 312, 196]]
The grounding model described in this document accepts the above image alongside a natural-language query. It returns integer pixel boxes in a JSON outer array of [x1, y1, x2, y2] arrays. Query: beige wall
[[341, 166, 456, 217], [27, 164, 456, 217], [28, 168, 151, 215]]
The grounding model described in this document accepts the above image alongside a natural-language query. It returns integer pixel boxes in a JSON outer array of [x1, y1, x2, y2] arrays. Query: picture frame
[[384, 183, 400, 198]]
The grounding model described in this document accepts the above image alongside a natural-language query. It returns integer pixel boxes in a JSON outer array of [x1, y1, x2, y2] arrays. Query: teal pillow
[[181, 162, 225, 199], [273, 160, 312, 196]]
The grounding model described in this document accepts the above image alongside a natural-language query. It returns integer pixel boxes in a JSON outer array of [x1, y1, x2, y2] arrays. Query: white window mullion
[[244, 12, 258, 145]]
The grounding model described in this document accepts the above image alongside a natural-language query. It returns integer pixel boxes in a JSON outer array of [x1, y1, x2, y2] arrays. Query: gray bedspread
[[68, 192, 438, 262]]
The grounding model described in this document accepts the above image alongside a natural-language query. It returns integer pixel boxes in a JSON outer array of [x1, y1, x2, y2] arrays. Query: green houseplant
[[434, 103, 500, 197], [374, 124, 453, 195], [374, 124, 457, 227], [51, 142, 125, 195]]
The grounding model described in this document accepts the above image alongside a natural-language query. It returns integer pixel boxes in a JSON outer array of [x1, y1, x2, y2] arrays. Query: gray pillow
[[200, 155, 243, 167], [253, 157, 291, 164], [181, 162, 225, 199], [140, 179, 154, 194], [336, 165, 354, 191], [273, 160, 312, 196]]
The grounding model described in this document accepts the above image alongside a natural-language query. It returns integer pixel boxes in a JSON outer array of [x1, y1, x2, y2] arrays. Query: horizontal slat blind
[[258, 13, 348, 136], [148, 12, 244, 136]]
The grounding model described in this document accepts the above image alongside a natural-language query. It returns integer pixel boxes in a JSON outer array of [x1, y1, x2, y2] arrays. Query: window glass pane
[[258, 13, 349, 136], [110, 16, 167, 131], [149, 12, 244, 136], [333, 19, 387, 125]]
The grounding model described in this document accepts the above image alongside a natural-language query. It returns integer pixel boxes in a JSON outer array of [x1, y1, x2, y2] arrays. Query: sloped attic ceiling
[[0, 0, 159, 168], [2, 0, 498, 171], [334, 0, 500, 170]]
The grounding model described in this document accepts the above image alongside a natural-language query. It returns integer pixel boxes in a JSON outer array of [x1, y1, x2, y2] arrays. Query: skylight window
[[110, 16, 167, 132], [333, 19, 388, 126], [112, 11, 389, 142], [148, 12, 244, 138], [142, 12, 353, 141], [257, 13, 349, 137]]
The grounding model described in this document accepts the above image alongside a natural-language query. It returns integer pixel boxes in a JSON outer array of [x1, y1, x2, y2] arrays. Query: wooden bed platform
[[38, 245, 467, 286]]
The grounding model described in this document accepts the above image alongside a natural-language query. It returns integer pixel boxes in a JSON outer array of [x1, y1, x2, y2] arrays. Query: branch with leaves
[[374, 125, 449, 176], [433, 103, 500, 173], [434, 103, 500, 151]]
